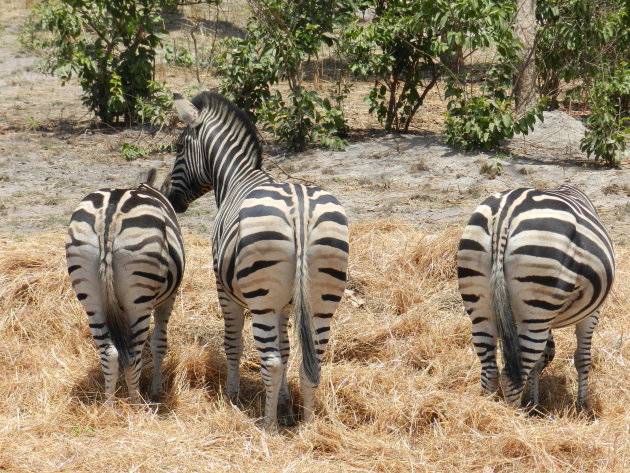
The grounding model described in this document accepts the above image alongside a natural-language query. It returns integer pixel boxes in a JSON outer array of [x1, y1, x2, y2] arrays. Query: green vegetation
[[23, 0, 171, 125], [537, 0, 629, 165], [164, 41, 195, 67], [20, 0, 629, 163], [216, 0, 353, 151], [121, 143, 150, 161], [579, 62, 630, 165]]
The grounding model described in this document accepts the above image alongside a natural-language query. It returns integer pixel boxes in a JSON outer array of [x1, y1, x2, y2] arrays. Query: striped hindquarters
[[66, 184, 185, 366], [215, 182, 349, 378], [214, 183, 348, 307], [457, 185, 615, 398]]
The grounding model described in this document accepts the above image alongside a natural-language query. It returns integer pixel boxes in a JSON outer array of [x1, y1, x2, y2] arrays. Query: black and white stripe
[[66, 170, 185, 403], [163, 92, 349, 429], [457, 185, 615, 409]]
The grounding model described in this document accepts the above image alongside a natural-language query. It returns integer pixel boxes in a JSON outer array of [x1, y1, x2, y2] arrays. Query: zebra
[[66, 169, 185, 403], [457, 185, 615, 411], [162, 91, 349, 429]]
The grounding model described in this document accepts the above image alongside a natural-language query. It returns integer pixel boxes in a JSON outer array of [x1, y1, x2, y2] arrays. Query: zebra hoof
[[576, 401, 595, 420], [150, 390, 163, 403], [277, 403, 296, 427], [262, 417, 278, 432], [524, 403, 546, 418], [226, 391, 239, 405]]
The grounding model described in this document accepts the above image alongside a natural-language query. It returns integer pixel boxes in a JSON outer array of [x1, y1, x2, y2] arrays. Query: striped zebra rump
[[220, 183, 348, 387], [66, 176, 185, 403], [457, 185, 615, 410]]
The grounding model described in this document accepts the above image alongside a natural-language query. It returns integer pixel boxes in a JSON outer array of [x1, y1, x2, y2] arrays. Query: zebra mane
[[190, 91, 264, 170]]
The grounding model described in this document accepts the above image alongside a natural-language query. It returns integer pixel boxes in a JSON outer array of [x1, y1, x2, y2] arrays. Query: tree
[[216, 0, 353, 151], [514, 0, 538, 115], [24, 0, 170, 125], [342, 0, 534, 134], [342, 0, 444, 132], [536, 0, 629, 164]]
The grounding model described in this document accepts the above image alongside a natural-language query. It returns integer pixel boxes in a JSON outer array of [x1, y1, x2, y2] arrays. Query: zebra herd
[[66, 91, 616, 429]]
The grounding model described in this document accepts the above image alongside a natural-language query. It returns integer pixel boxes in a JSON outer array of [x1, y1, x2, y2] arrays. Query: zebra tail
[[293, 230, 320, 386], [100, 250, 132, 368], [490, 243, 522, 389]]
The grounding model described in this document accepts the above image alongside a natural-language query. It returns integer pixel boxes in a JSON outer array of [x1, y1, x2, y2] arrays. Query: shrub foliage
[[216, 0, 353, 151], [537, 0, 629, 164], [21, 0, 629, 161], [24, 0, 171, 125]]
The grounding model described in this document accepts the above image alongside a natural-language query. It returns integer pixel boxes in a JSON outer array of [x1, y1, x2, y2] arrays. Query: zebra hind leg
[[123, 309, 152, 404], [470, 317, 499, 395], [70, 265, 120, 400], [500, 324, 552, 408], [299, 297, 338, 424], [81, 294, 120, 400], [220, 294, 245, 402], [526, 331, 555, 413], [277, 310, 295, 427], [89, 309, 120, 401], [251, 310, 283, 430], [574, 312, 599, 413], [150, 295, 176, 402]]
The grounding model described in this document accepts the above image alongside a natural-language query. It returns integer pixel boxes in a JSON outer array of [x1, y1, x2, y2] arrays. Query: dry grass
[[1, 222, 629, 472]]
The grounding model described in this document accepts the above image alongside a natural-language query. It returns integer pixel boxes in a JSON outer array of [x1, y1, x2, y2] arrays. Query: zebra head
[[165, 92, 263, 213], [164, 93, 214, 213]]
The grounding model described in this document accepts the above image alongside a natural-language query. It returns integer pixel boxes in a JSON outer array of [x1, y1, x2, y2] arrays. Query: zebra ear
[[173, 93, 203, 127], [160, 173, 172, 194]]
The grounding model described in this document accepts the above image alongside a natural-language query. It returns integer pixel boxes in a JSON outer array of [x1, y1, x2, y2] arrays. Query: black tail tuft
[[297, 290, 320, 386], [101, 256, 132, 368]]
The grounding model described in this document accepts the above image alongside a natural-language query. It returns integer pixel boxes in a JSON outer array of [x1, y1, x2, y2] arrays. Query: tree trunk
[[514, 0, 538, 116]]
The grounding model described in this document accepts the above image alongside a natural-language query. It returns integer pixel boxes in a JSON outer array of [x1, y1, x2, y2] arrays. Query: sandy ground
[[0, 8, 628, 242]]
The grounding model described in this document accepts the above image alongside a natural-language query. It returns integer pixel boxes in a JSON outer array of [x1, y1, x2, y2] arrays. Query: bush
[[215, 0, 352, 151], [536, 0, 629, 165], [23, 0, 170, 125], [536, 0, 629, 105], [445, 86, 544, 151], [342, 0, 521, 133], [442, 1, 547, 151], [580, 63, 630, 165], [342, 0, 440, 132], [259, 89, 349, 151], [121, 143, 150, 161], [164, 42, 195, 67], [215, 35, 278, 124]]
